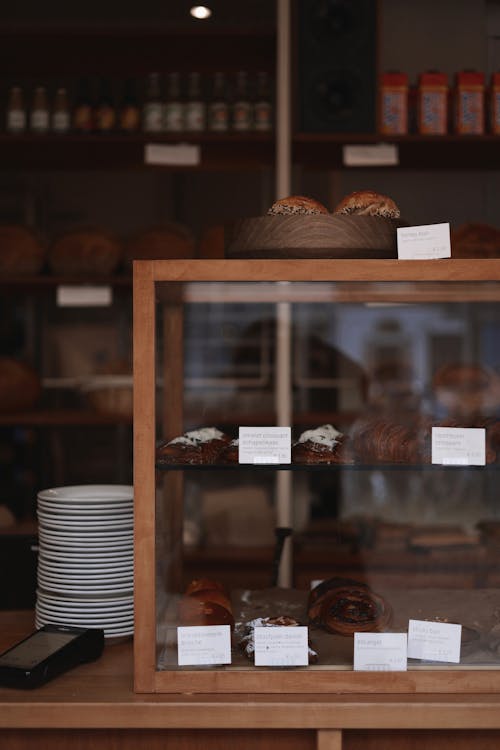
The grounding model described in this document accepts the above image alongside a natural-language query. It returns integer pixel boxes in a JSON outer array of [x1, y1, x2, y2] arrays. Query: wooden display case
[[133, 257, 500, 695]]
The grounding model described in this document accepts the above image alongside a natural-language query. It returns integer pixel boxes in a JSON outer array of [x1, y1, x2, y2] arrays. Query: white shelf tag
[[397, 222, 451, 260], [354, 632, 407, 671], [431, 426, 486, 466], [144, 142, 201, 166], [56, 285, 112, 307], [407, 619, 461, 664], [342, 143, 399, 166], [238, 426, 291, 464], [254, 625, 309, 666], [177, 625, 231, 666]]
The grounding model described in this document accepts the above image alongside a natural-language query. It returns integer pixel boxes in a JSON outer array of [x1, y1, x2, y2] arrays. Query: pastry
[[308, 577, 392, 636], [218, 438, 239, 464], [333, 190, 400, 219], [267, 195, 329, 216], [0, 225, 45, 275], [238, 616, 318, 663], [48, 228, 123, 275], [351, 417, 425, 464], [0, 358, 41, 412], [292, 424, 352, 464], [452, 222, 500, 258], [156, 427, 230, 464], [178, 579, 234, 628]]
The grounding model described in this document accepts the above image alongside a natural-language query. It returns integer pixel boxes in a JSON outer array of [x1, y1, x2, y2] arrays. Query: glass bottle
[[119, 78, 141, 133], [253, 71, 273, 132], [232, 71, 252, 131], [73, 78, 94, 133], [51, 87, 70, 134], [142, 72, 163, 133], [30, 86, 49, 133], [94, 78, 116, 133], [164, 72, 184, 132], [185, 72, 206, 132], [6, 86, 26, 133], [208, 72, 229, 132]]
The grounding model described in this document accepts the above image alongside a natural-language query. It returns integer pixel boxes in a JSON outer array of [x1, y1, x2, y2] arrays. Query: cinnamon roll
[[308, 577, 392, 636]]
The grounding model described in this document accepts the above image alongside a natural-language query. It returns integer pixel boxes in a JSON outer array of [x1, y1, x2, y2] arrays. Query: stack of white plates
[[35, 485, 134, 639]]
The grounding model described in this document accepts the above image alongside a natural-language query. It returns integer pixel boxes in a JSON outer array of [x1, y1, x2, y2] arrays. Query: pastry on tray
[[156, 427, 231, 465], [308, 577, 392, 636], [238, 615, 318, 663], [292, 424, 352, 464], [178, 578, 234, 629], [333, 190, 401, 219]]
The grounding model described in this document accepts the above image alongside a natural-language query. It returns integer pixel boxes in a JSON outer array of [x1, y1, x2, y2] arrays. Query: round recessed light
[[190, 5, 212, 20]]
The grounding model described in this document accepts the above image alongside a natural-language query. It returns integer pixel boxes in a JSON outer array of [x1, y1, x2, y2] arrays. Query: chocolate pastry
[[156, 427, 230, 465], [308, 577, 392, 636], [218, 438, 239, 464], [292, 424, 353, 464], [351, 417, 424, 464]]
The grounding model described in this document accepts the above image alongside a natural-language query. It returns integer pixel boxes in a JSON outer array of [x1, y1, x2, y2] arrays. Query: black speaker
[[297, 0, 378, 133]]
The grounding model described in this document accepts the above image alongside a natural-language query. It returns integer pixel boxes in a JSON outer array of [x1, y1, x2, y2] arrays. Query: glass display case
[[133, 258, 500, 694]]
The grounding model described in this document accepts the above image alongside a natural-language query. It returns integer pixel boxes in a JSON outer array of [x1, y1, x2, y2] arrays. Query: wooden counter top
[[3, 612, 500, 733]]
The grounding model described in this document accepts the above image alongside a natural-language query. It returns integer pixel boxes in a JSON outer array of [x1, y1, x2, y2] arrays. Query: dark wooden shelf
[[0, 272, 132, 288]]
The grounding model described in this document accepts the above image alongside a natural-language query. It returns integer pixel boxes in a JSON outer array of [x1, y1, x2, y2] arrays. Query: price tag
[[432, 426, 486, 466], [342, 143, 399, 166], [407, 619, 461, 664], [144, 143, 201, 166], [254, 625, 309, 666], [397, 222, 451, 260], [177, 625, 231, 666], [238, 426, 291, 464], [354, 632, 408, 671], [56, 285, 112, 307]]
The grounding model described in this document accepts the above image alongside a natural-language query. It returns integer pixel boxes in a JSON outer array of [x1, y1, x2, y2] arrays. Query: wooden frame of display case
[[133, 257, 500, 694]]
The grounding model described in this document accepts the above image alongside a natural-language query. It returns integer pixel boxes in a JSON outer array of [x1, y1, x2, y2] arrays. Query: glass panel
[[154, 280, 500, 672]]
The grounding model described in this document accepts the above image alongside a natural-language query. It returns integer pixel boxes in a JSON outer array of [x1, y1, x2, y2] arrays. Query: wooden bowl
[[226, 214, 406, 259]]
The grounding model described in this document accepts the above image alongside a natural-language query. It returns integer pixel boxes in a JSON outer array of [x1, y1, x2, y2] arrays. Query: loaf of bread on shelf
[[333, 190, 401, 219], [48, 228, 123, 275], [451, 222, 500, 258], [124, 222, 195, 267], [0, 358, 41, 412], [178, 578, 234, 628], [308, 577, 392, 636], [156, 427, 231, 465], [0, 225, 45, 275], [292, 424, 353, 464], [350, 416, 427, 464], [267, 195, 329, 216]]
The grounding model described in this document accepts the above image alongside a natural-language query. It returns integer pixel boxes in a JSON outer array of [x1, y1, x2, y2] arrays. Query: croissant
[[178, 579, 234, 629]]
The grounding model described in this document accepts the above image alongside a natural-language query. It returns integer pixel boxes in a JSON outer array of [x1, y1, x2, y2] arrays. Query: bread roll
[[48, 229, 122, 275], [267, 195, 329, 215], [333, 190, 400, 219], [125, 222, 195, 267], [308, 577, 392, 636], [452, 222, 500, 258], [0, 225, 45, 275], [178, 579, 234, 628], [0, 358, 41, 412], [432, 363, 500, 419]]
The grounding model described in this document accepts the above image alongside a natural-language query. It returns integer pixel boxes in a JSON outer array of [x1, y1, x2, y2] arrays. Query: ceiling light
[[190, 5, 212, 20]]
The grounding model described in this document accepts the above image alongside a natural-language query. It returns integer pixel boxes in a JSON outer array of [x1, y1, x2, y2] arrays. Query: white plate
[[38, 581, 133, 594], [37, 485, 133, 502], [36, 590, 133, 607], [39, 528, 133, 541], [38, 570, 133, 584], [37, 504, 133, 517], [39, 549, 133, 562], [35, 606, 133, 624], [35, 616, 134, 639], [37, 514, 133, 531], [38, 557, 133, 571]]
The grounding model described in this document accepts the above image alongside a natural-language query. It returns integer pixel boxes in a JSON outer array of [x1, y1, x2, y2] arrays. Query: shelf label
[[254, 625, 309, 666], [354, 632, 408, 671], [238, 426, 291, 464], [407, 619, 461, 663], [431, 426, 486, 466], [144, 142, 201, 166], [342, 143, 399, 166], [56, 285, 112, 307], [177, 625, 231, 666], [397, 222, 451, 260]]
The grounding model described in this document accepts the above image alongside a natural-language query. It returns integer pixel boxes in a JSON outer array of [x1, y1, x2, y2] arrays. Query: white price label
[[407, 619, 461, 664], [144, 143, 201, 166], [354, 632, 407, 671], [342, 143, 399, 166], [177, 625, 231, 666], [432, 427, 486, 466], [397, 223, 451, 260], [238, 426, 291, 464], [254, 625, 309, 667], [56, 285, 113, 307]]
